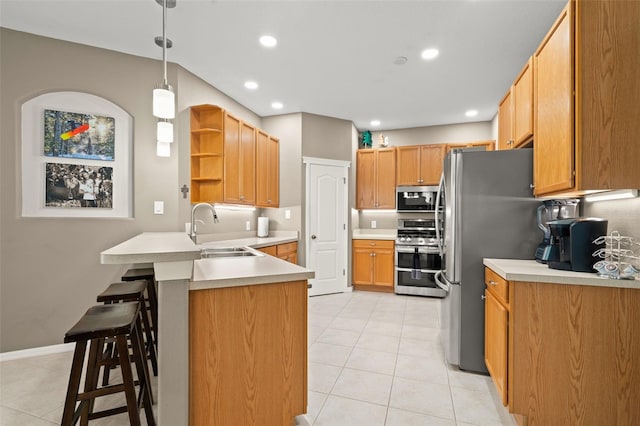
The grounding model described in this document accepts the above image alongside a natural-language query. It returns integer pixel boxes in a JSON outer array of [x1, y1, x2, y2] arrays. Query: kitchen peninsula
[[483, 259, 640, 425], [101, 232, 314, 426]]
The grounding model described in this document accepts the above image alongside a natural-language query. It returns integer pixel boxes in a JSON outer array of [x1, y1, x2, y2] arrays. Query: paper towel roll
[[258, 217, 269, 237]]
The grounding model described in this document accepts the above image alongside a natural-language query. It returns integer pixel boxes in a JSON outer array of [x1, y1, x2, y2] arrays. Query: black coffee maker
[[535, 199, 580, 263], [547, 218, 608, 272]]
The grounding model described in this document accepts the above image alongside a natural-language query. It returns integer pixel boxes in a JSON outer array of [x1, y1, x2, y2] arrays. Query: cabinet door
[[266, 136, 279, 207], [513, 58, 534, 147], [356, 150, 376, 209], [223, 113, 241, 203], [485, 289, 508, 406], [239, 121, 256, 205], [533, 4, 574, 196], [396, 146, 421, 185], [498, 90, 513, 150], [376, 148, 397, 209], [419, 145, 446, 186], [352, 245, 373, 285], [372, 246, 395, 288], [256, 131, 279, 207]]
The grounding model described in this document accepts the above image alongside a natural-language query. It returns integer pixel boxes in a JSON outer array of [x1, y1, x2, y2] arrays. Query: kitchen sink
[[200, 247, 258, 258]]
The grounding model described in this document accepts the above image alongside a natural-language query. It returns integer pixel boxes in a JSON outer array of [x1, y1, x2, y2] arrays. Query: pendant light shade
[[157, 120, 174, 143], [153, 84, 175, 119], [157, 141, 171, 157]]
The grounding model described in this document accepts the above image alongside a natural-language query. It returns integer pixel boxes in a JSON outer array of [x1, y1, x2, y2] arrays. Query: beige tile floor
[[0, 290, 514, 426]]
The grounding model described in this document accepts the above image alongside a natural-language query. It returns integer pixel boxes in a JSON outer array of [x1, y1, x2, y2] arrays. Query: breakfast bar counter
[[101, 232, 314, 426]]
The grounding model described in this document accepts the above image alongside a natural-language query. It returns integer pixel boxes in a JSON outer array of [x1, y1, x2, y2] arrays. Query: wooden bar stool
[[97, 281, 158, 379], [122, 268, 158, 348], [61, 302, 155, 426]]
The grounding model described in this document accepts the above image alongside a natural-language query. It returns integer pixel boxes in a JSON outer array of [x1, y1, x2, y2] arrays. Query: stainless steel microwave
[[396, 186, 441, 212]]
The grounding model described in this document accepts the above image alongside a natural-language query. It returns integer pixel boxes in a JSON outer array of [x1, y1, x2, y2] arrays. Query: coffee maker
[[547, 218, 608, 272], [535, 199, 580, 263]]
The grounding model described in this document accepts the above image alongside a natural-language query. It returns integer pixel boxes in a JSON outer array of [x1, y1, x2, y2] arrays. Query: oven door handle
[[434, 271, 449, 292], [396, 247, 440, 254], [396, 267, 440, 273]]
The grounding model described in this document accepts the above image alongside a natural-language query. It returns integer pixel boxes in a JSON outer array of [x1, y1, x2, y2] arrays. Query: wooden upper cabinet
[[498, 90, 513, 150], [356, 148, 396, 209], [396, 146, 421, 185], [224, 113, 255, 205], [534, 0, 640, 196], [190, 105, 224, 203], [396, 144, 446, 186], [256, 131, 279, 208], [447, 141, 495, 152], [512, 58, 534, 147]]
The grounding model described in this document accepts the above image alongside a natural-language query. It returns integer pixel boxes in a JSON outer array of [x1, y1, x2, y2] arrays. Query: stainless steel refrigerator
[[435, 148, 539, 374]]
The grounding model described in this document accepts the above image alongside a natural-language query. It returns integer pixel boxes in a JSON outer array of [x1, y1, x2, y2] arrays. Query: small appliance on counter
[[257, 216, 269, 238], [535, 199, 580, 263], [547, 217, 608, 272]]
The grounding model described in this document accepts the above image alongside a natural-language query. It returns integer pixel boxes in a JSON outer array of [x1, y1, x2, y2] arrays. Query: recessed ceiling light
[[271, 101, 283, 110], [259, 35, 277, 48], [244, 81, 258, 90], [465, 109, 479, 117], [421, 48, 439, 60], [370, 120, 381, 127]]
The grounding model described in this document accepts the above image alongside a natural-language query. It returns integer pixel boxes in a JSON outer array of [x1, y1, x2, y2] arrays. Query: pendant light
[[153, 0, 176, 156]]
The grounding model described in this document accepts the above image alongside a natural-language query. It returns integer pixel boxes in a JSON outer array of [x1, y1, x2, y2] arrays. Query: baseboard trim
[[0, 343, 74, 362]]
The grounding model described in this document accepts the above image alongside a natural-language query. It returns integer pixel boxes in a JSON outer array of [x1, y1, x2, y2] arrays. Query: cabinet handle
[[489, 280, 497, 286], [530, 183, 535, 189], [267, 199, 272, 203], [372, 253, 376, 257], [370, 252, 374, 257], [240, 195, 245, 200], [481, 295, 486, 301]]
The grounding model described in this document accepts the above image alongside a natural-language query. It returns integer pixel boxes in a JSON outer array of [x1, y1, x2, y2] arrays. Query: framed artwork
[[43, 109, 115, 161], [21, 91, 132, 218]]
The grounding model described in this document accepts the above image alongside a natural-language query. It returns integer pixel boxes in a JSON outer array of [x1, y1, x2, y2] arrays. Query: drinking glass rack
[[592, 231, 640, 279]]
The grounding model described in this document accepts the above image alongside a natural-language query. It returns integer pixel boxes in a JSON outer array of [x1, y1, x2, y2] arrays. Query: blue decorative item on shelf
[[360, 131, 372, 148]]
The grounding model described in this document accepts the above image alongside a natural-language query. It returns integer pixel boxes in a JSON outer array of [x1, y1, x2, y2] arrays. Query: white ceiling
[[0, 0, 566, 131]]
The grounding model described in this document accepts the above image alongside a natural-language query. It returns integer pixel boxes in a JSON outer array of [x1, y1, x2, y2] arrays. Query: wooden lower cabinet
[[484, 280, 508, 406], [484, 266, 640, 424], [189, 280, 308, 426], [257, 241, 298, 265], [352, 239, 394, 292]]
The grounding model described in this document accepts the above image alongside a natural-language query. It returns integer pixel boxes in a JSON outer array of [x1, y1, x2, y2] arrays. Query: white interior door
[[305, 158, 349, 296]]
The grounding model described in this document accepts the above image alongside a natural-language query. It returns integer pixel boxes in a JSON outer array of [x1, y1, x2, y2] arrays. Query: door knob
[[311, 235, 317, 239]]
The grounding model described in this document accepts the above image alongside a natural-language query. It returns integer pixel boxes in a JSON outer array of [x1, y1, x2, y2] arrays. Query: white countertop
[[101, 232, 201, 264], [191, 248, 314, 290], [484, 258, 640, 289], [352, 228, 396, 240]]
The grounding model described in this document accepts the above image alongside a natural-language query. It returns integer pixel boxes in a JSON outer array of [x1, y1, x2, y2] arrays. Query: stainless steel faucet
[[190, 203, 219, 242]]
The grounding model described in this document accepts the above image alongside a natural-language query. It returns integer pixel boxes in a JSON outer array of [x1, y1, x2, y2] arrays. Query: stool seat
[[97, 281, 146, 303], [64, 303, 139, 343], [122, 268, 154, 281]]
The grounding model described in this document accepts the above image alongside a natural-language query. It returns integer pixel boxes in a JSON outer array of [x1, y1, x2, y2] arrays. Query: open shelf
[[190, 104, 224, 203]]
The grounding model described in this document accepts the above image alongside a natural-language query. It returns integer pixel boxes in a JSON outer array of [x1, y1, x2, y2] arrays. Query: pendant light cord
[[162, 0, 168, 85]]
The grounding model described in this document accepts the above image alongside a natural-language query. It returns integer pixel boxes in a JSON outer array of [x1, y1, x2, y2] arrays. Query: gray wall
[[0, 29, 261, 352]]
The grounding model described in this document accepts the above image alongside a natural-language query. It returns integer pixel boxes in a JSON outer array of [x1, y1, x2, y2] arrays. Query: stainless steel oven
[[395, 219, 446, 297]]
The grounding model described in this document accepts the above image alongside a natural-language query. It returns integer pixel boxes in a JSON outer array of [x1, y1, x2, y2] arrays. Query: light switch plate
[[154, 201, 164, 215], [246, 221, 251, 231], [371, 220, 377, 229], [285, 209, 291, 220]]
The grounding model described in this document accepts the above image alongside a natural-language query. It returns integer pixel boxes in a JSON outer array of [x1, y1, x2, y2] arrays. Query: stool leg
[[131, 318, 156, 426], [116, 334, 142, 426], [61, 341, 87, 426], [146, 279, 159, 349], [80, 338, 102, 426], [138, 295, 158, 376]]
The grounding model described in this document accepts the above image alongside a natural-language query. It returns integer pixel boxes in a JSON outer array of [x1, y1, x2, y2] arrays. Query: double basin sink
[[200, 246, 259, 259]]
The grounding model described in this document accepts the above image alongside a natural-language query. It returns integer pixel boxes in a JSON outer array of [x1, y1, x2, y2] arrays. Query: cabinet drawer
[[485, 267, 508, 306], [276, 241, 298, 256], [352, 239, 394, 249]]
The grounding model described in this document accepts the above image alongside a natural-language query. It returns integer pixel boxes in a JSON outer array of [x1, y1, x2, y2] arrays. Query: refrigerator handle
[[435, 172, 445, 256], [435, 270, 449, 292]]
